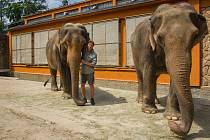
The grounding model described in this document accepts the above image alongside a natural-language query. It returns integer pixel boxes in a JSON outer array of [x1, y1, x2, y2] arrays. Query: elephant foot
[[164, 110, 181, 121], [57, 87, 63, 91], [62, 92, 72, 99], [142, 103, 158, 114], [136, 96, 143, 103], [155, 97, 160, 104], [51, 86, 59, 91], [58, 85, 63, 91]]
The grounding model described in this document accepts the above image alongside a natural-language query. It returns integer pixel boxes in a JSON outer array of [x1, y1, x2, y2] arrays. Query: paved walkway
[[0, 76, 210, 140]]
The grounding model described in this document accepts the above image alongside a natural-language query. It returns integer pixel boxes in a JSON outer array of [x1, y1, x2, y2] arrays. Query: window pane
[[106, 20, 119, 44], [105, 43, 119, 65], [34, 48, 47, 64], [94, 44, 106, 65], [20, 49, 32, 64], [93, 22, 105, 44]]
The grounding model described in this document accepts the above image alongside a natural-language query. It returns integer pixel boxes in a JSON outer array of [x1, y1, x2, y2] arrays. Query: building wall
[[8, 0, 204, 86], [202, 7, 210, 86]]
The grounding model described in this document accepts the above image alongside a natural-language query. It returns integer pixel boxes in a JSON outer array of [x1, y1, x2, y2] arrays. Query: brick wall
[[201, 7, 210, 86]]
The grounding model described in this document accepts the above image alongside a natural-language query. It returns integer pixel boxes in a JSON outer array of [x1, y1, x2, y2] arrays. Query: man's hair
[[88, 40, 94, 46]]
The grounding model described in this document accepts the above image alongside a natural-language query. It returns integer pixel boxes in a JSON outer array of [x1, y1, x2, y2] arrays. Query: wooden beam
[[7, 32, 12, 71], [119, 18, 126, 67]]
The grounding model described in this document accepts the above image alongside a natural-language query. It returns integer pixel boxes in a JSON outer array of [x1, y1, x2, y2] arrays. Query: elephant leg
[[50, 68, 59, 91], [136, 70, 143, 103], [58, 77, 63, 91], [164, 80, 180, 120], [154, 75, 160, 104], [142, 63, 158, 114], [61, 67, 72, 99]]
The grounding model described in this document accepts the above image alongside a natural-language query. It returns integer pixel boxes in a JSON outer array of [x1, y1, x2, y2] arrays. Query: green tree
[[5, 2, 23, 23], [4, 0, 47, 28], [0, 0, 14, 31], [22, 0, 47, 16], [62, 0, 68, 6]]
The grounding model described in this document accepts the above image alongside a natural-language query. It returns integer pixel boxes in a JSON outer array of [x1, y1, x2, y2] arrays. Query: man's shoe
[[83, 97, 87, 103], [90, 98, 95, 105]]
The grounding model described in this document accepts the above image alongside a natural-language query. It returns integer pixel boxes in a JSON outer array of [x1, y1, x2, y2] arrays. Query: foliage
[[0, 21, 3, 32], [0, 0, 14, 31], [2, 0, 47, 29], [62, 0, 68, 6]]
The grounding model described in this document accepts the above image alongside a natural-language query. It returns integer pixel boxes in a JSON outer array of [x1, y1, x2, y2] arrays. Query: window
[[12, 33, 32, 64], [126, 15, 150, 66], [34, 29, 57, 65], [55, 9, 79, 19], [92, 19, 119, 66], [81, 1, 112, 13]]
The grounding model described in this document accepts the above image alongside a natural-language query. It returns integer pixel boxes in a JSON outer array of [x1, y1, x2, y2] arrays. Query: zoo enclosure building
[[7, 0, 210, 87]]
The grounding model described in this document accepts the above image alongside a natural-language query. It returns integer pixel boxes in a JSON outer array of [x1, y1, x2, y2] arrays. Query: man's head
[[88, 40, 94, 51]]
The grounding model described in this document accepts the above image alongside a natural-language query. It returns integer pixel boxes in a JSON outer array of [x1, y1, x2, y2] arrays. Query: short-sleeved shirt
[[81, 50, 97, 74]]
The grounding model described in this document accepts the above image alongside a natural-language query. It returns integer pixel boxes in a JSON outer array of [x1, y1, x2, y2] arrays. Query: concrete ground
[[0, 76, 210, 140]]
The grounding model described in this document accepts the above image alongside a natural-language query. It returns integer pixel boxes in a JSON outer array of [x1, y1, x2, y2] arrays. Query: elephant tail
[[44, 77, 51, 87]]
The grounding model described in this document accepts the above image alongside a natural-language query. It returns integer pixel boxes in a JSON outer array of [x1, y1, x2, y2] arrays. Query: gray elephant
[[130, 2, 208, 136], [46, 23, 89, 106]]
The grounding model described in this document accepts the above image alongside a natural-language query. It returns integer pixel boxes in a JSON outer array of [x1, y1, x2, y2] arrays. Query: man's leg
[[88, 73, 95, 105], [81, 74, 87, 103], [90, 84, 94, 99]]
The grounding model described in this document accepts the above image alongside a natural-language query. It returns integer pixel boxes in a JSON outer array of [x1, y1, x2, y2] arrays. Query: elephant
[[130, 2, 208, 136], [46, 23, 90, 106]]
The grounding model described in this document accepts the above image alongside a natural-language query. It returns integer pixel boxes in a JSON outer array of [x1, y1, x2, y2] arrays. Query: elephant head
[[149, 2, 208, 136], [58, 23, 90, 106]]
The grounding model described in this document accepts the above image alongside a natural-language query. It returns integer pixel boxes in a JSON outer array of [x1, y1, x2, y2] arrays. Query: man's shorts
[[81, 73, 95, 85]]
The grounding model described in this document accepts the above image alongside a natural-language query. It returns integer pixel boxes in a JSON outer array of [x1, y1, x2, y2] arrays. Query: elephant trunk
[[68, 48, 86, 106], [167, 52, 194, 136]]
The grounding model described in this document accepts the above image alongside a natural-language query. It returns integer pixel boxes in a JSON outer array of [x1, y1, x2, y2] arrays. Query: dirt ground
[[0, 76, 210, 140]]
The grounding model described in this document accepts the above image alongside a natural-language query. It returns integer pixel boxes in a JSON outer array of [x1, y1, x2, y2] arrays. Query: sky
[[47, 0, 84, 9]]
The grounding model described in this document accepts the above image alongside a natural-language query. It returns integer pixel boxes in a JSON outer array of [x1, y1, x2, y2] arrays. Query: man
[[81, 40, 97, 105]]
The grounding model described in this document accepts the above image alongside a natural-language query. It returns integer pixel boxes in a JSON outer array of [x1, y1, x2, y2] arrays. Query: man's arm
[[82, 53, 97, 67]]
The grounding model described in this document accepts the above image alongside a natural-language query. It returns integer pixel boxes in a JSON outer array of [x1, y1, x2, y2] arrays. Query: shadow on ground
[[81, 87, 128, 106], [158, 94, 210, 139], [186, 97, 210, 139]]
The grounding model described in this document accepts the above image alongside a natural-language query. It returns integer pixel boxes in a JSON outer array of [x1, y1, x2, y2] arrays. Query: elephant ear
[[190, 13, 208, 45], [75, 23, 90, 43], [149, 14, 162, 51], [75, 23, 90, 57], [59, 27, 72, 45]]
